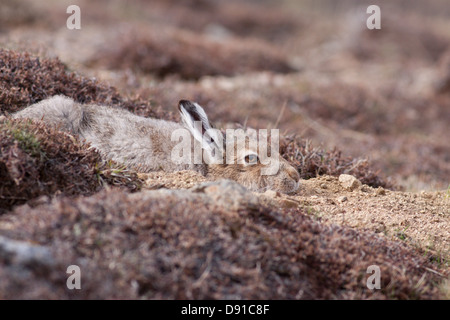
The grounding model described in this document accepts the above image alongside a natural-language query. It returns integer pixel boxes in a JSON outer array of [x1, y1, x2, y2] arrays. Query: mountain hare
[[13, 96, 300, 193]]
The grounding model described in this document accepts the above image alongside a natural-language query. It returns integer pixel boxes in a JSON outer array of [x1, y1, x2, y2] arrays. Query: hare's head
[[178, 100, 300, 194]]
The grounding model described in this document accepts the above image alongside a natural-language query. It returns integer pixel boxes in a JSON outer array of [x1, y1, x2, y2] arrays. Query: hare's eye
[[244, 154, 259, 165]]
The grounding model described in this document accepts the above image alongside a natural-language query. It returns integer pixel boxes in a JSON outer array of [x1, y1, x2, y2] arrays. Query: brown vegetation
[[0, 49, 168, 119], [0, 118, 102, 213], [0, 118, 141, 214], [280, 135, 392, 188], [88, 27, 296, 80], [0, 183, 444, 299], [0, 0, 448, 300]]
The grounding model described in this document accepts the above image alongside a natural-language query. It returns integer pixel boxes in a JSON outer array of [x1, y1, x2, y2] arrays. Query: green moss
[[9, 121, 46, 160]]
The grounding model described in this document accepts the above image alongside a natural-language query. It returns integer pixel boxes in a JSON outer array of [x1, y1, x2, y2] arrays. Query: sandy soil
[[138, 171, 449, 263]]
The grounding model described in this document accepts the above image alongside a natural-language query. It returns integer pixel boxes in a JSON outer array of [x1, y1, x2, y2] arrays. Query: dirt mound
[[0, 118, 141, 214], [0, 118, 102, 213], [266, 175, 449, 262], [0, 181, 445, 299]]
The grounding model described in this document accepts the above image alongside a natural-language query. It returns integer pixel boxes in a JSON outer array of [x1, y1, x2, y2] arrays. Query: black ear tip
[[178, 100, 195, 111], [179, 100, 194, 106]]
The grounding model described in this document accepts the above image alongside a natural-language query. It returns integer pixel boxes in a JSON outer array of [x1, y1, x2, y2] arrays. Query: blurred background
[[1, 0, 449, 191]]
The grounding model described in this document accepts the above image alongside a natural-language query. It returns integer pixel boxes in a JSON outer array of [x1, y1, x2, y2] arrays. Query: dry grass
[[0, 185, 445, 299], [0, 49, 170, 119], [280, 135, 393, 189], [0, 118, 141, 214]]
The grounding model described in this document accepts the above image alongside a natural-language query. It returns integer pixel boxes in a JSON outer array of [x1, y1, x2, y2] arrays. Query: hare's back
[[13, 95, 84, 133]]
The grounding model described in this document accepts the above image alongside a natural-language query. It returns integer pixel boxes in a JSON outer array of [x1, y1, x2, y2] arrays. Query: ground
[[139, 171, 449, 268], [0, 0, 449, 299]]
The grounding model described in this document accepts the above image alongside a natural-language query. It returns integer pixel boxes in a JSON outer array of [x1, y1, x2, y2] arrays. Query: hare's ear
[[178, 100, 223, 152]]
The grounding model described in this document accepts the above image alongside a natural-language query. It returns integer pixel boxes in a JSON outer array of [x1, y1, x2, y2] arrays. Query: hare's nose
[[287, 166, 300, 182]]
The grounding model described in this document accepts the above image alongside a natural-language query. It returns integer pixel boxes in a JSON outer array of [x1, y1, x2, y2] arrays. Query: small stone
[[376, 187, 386, 196], [338, 196, 348, 203], [280, 199, 298, 208], [420, 191, 432, 199], [338, 174, 362, 191], [320, 183, 328, 189]]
